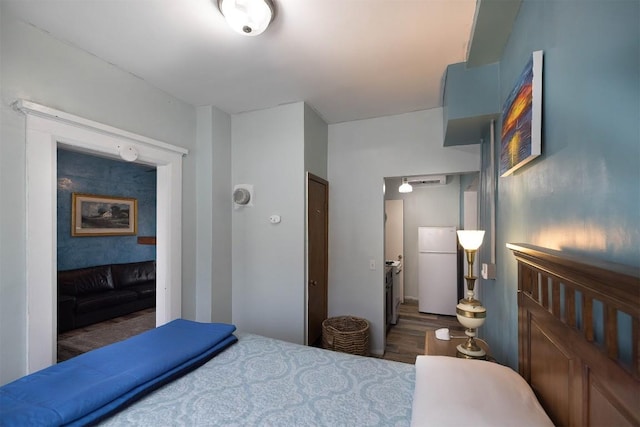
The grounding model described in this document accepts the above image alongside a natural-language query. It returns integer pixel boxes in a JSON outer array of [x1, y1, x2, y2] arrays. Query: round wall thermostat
[[233, 187, 251, 205]]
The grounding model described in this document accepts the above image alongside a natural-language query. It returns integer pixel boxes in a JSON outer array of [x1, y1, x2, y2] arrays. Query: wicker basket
[[322, 316, 370, 356]]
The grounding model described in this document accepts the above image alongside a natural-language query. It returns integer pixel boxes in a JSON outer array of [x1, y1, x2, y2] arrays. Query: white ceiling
[[3, 0, 477, 124]]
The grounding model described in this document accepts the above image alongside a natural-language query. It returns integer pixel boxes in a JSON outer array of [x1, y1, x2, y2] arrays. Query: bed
[[101, 244, 640, 426], [1, 243, 638, 426]]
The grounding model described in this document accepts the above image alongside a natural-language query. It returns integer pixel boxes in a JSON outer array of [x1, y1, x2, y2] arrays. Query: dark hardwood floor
[[57, 308, 156, 361], [382, 300, 464, 364]]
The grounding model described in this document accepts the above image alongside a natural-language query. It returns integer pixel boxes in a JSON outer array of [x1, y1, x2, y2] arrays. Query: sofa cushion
[[57, 295, 76, 332], [126, 281, 156, 298], [58, 265, 115, 296], [75, 290, 138, 314], [111, 261, 156, 288]]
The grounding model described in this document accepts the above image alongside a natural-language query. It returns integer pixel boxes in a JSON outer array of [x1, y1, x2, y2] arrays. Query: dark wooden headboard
[[508, 243, 639, 427]]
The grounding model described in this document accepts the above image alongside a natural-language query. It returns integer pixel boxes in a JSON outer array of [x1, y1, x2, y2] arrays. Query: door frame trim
[[16, 100, 186, 373]]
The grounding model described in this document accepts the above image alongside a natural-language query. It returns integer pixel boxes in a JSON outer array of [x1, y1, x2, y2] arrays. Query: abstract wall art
[[500, 50, 543, 177]]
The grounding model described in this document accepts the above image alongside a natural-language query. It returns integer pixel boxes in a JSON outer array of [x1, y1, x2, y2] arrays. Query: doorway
[[307, 173, 328, 346], [56, 148, 158, 361], [383, 173, 479, 305], [19, 100, 186, 373]]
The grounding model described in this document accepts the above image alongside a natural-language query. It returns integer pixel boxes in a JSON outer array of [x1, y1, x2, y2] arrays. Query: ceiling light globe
[[219, 0, 274, 36]]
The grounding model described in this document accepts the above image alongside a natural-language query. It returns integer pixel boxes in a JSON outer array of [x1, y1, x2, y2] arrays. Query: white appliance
[[385, 260, 402, 324], [418, 226, 458, 315]]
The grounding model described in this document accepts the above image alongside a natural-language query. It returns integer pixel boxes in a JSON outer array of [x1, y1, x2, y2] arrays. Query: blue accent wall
[[479, 0, 640, 368], [57, 149, 157, 270]]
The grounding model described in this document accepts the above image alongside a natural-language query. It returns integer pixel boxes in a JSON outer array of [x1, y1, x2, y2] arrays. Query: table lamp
[[455, 230, 486, 359]]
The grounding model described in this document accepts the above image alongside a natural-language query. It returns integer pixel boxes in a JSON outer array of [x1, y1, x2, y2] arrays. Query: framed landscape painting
[[500, 50, 543, 177], [72, 193, 137, 236]]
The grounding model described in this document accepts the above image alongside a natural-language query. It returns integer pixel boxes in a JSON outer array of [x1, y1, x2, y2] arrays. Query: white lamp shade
[[219, 0, 274, 36], [456, 230, 485, 250]]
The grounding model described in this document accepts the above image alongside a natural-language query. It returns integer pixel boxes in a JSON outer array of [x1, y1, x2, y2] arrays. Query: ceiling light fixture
[[398, 177, 413, 193], [218, 0, 275, 36]]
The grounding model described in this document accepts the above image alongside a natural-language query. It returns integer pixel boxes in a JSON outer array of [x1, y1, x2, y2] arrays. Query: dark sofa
[[58, 260, 156, 333]]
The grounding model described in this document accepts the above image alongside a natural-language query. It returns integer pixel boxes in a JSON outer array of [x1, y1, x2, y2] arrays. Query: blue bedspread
[[0, 320, 237, 426]]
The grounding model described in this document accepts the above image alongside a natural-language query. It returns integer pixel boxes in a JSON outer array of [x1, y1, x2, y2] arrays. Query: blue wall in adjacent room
[[478, 0, 640, 368], [57, 149, 157, 270]]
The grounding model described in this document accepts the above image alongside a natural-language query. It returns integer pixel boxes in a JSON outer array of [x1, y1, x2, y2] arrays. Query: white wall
[[385, 175, 462, 301], [231, 102, 307, 344], [195, 106, 214, 322], [304, 104, 328, 180], [328, 109, 480, 355], [0, 9, 196, 384], [195, 106, 232, 323], [210, 108, 233, 323]]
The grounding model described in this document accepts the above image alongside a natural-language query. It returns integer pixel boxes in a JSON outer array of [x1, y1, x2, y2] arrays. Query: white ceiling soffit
[[3, 0, 477, 124]]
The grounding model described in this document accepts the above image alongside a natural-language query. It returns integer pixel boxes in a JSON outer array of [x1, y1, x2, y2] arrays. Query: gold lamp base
[[455, 297, 487, 361], [456, 338, 487, 360], [455, 231, 487, 361]]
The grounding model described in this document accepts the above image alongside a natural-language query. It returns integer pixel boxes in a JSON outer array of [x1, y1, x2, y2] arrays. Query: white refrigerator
[[418, 226, 458, 315]]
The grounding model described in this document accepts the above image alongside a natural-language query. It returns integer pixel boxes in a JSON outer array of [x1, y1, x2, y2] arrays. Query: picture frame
[[500, 50, 543, 177], [72, 193, 137, 236]]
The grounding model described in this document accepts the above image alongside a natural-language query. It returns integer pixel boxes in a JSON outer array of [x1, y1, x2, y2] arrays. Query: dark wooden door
[[307, 173, 328, 345]]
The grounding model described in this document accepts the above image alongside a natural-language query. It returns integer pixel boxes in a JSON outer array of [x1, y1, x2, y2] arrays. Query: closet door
[[307, 173, 328, 346]]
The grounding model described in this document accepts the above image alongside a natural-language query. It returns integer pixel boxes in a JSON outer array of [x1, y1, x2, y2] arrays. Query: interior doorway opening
[[55, 147, 158, 361], [382, 172, 479, 320]]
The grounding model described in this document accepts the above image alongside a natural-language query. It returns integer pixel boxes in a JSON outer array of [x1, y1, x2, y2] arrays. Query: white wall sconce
[[218, 0, 275, 36]]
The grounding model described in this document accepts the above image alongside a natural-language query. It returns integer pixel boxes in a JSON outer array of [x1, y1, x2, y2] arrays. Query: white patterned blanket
[[100, 333, 415, 426]]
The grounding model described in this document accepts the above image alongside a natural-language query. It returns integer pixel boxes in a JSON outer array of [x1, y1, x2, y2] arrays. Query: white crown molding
[[13, 99, 189, 156]]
